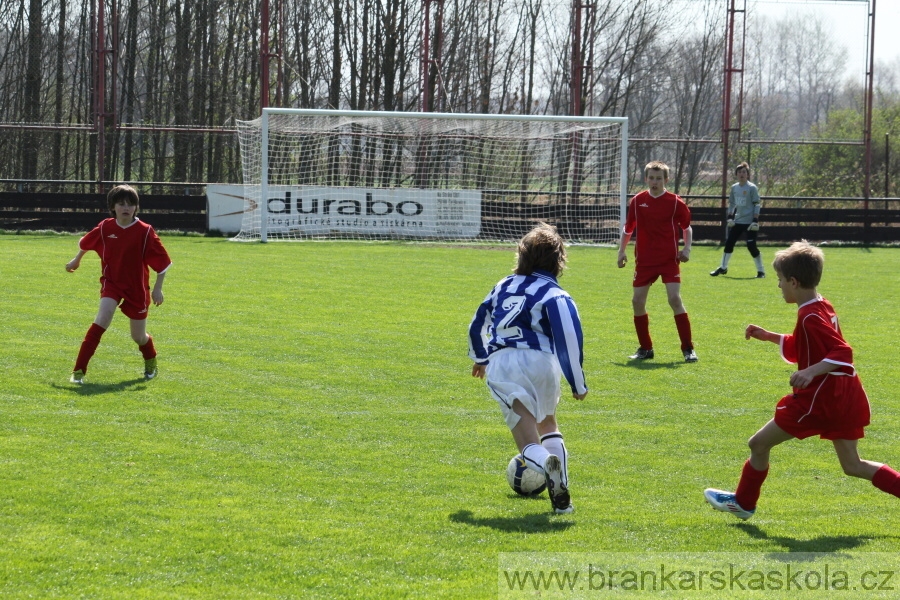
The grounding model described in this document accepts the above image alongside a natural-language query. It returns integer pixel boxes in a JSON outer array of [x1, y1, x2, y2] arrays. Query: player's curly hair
[[773, 240, 824, 288], [515, 222, 567, 277], [735, 161, 750, 176], [107, 184, 140, 216]]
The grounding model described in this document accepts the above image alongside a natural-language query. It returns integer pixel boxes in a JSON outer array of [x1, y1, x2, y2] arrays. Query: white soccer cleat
[[70, 370, 85, 384], [704, 488, 754, 520]]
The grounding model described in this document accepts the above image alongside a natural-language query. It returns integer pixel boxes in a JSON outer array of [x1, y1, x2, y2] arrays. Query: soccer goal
[[233, 108, 628, 243]]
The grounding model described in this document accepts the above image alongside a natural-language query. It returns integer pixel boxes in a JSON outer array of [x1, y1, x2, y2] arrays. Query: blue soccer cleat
[[704, 488, 754, 520]]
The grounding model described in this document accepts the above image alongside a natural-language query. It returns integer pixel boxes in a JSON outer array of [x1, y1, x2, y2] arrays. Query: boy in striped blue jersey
[[468, 223, 588, 514]]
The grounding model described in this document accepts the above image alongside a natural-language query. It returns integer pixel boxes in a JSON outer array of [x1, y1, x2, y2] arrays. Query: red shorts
[[101, 280, 149, 321], [773, 383, 871, 441], [633, 262, 681, 288]]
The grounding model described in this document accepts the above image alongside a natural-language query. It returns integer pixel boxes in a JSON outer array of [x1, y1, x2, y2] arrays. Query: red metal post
[[95, 0, 106, 190], [432, 0, 444, 111], [110, 0, 118, 178], [570, 0, 582, 116], [261, 0, 270, 109], [420, 0, 431, 112], [721, 0, 737, 209], [863, 0, 876, 205], [277, 0, 284, 105]]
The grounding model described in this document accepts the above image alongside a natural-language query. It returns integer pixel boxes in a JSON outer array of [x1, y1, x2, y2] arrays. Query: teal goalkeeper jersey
[[729, 181, 761, 224]]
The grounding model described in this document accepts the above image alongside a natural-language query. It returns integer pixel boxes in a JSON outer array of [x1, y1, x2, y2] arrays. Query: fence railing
[[684, 195, 900, 244], [0, 191, 206, 232], [2, 190, 900, 243]]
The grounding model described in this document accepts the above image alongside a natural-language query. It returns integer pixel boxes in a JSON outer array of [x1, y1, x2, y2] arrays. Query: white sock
[[541, 432, 568, 486], [521, 443, 551, 475], [722, 252, 732, 269], [753, 254, 764, 272]]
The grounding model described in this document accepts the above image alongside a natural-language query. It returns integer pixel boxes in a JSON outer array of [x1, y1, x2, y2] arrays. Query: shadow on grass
[[51, 377, 150, 396], [613, 360, 682, 371], [711, 274, 768, 281], [735, 523, 893, 555], [450, 509, 575, 533]]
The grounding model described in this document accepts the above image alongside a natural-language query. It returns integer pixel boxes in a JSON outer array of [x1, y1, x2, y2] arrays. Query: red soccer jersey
[[623, 190, 691, 268], [775, 296, 870, 437], [79, 218, 172, 312]]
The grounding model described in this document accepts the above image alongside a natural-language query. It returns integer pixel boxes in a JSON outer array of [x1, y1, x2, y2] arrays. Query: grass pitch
[[1, 234, 899, 598]]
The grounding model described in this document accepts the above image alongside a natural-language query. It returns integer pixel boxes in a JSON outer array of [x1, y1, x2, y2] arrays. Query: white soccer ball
[[506, 454, 547, 496]]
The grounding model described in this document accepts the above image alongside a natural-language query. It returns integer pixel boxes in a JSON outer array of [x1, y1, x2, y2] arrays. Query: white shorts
[[485, 347, 562, 430]]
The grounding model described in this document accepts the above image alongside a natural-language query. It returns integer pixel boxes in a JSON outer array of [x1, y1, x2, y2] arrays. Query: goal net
[[233, 109, 628, 243]]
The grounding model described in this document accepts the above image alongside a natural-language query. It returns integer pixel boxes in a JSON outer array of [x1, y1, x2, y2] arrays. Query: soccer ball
[[506, 454, 547, 496]]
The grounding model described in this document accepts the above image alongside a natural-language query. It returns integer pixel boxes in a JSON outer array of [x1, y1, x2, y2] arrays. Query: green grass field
[[1, 234, 899, 599]]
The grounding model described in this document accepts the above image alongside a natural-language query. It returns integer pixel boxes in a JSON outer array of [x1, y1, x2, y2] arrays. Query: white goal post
[[234, 108, 628, 243]]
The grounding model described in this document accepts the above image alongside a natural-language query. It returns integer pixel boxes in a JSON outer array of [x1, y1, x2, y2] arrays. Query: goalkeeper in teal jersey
[[711, 162, 766, 278], [468, 222, 588, 514]]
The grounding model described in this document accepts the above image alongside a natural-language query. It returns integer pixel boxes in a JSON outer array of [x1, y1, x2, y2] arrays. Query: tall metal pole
[[277, 0, 284, 105], [261, 0, 270, 109], [433, 0, 444, 111], [721, 0, 738, 211], [420, 0, 431, 112], [863, 0, 876, 206], [110, 0, 118, 181], [570, 0, 582, 117], [95, 0, 106, 190]]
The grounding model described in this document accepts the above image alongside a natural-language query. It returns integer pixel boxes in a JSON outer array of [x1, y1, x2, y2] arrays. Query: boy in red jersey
[[705, 240, 900, 520], [616, 161, 697, 362], [66, 185, 172, 383]]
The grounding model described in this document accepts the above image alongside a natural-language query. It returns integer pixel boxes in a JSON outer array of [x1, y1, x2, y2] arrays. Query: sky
[[674, 0, 899, 83], [753, 0, 899, 81]]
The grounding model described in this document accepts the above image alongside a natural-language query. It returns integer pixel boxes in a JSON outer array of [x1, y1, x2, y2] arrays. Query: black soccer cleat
[[683, 348, 699, 363], [710, 267, 727, 276], [629, 347, 654, 360], [543, 455, 573, 514], [756, 272, 766, 278]]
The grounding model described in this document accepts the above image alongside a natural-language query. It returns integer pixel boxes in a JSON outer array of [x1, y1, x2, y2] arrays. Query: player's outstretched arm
[[66, 250, 86, 272], [745, 324, 779, 343]]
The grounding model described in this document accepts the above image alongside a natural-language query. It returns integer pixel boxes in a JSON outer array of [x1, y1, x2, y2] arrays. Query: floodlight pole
[[721, 0, 746, 213], [863, 0, 876, 207], [571, 0, 583, 117], [420, 0, 430, 112], [261, 0, 270, 109], [93, 0, 105, 191], [420, 0, 444, 112]]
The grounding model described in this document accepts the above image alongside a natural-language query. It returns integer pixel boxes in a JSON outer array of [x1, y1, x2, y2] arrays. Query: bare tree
[[667, 2, 724, 193]]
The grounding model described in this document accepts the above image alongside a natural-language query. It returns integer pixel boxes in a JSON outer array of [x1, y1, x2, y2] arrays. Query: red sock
[[634, 314, 652, 349], [674, 312, 693, 352], [872, 465, 900, 498], [735, 460, 769, 510], [74, 323, 106, 373], [139, 335, 157, 360]]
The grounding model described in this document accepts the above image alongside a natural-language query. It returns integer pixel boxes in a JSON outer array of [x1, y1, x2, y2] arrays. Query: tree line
[[0, 0, 897, 196]]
